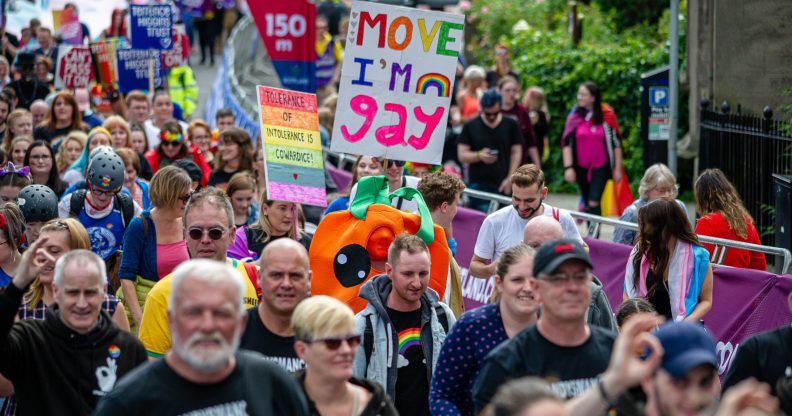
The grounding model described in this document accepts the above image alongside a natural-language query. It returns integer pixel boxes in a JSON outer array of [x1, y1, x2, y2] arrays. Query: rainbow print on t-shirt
[[398, 328, 421, 354]]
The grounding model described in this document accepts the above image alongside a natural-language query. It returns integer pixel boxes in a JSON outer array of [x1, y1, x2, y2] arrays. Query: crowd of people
[[0, 1, 787, 415]]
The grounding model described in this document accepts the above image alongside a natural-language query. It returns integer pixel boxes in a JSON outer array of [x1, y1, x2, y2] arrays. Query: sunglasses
[[178, 190, 194, 204], [161, 141, 181, 147], [305, 334, 362, 350], [483, 110, 500, 118], [187, 227, 226, 241], [387, 160, 406, 168]]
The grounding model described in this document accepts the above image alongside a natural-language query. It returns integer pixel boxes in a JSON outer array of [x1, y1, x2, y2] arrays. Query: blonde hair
[[524, 87, 550, 122], [149, 165, 192, 208], [55, 131, 87, 173], [8, 135, 33, 164], [3, 109, 32, 155], [251, 193, 304, 243], [225, 172, 256, 198], [115, 147, 140, 174], [25, 218, 90, 308], [102, 115, 132, 148], [292, 295, 355, 342], [638, 163, 678, 199]]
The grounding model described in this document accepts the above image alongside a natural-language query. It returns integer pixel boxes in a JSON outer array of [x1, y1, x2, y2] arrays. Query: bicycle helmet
[[16, 185, 58, 222], [86, 150, 125, 190]]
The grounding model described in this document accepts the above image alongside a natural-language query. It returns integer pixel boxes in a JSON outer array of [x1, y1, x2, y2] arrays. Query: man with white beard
[[94, 260, 309, 414]]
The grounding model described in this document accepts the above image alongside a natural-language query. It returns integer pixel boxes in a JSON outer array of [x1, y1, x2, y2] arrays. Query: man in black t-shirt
[[352, 234, 456, 416], [723, 289, 792, 396], [94, 260, 309, 415], [239, 238, 311, 372], [457, 88, 523, 212], [473, 239, 616, 413]]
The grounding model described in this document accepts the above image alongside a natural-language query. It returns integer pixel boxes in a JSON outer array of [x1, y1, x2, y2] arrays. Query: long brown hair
[[694, 168, 753, 239], [632, 198, 700, 295], [41, 91, 84, 132], [214, 127, 254, 173]]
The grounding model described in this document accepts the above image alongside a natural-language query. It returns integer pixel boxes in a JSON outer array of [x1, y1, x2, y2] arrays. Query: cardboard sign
[[55, 45, 93, 89], [116, 49, 165, 93], [90, 40, 119, 88], [129, 4, 173, 50], [162, 26, 190, 69], [258, 86, 327, 207], [330, 1, 464, 164]]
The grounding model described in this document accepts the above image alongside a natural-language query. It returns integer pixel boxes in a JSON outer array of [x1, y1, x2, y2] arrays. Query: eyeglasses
[[187, 227, 226, 241], [178, 190, 194, 204], [90, 186, 118, 198], [304, 334, 362, 350], [539, 272, 591, 285], [29, 154, 51, 161], [387, 160, 406, 168]]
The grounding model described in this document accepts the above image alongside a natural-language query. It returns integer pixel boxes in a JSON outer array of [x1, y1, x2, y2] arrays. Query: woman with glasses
[[694, 168, 766, 270], [0, 218, 130, 416], [0, 203, 25, 288], [293, 295, 398, 416], [24, 140, 66, 197], [119, 166, 192, 332], [228, 193, 311, 261], [430, 244, 539, 416], [613, 163, 688, 246], [145, 119, 210, 187], [323, 155, 385, 217], [624, 198, 713, 322], [209, 127, 254, 190]]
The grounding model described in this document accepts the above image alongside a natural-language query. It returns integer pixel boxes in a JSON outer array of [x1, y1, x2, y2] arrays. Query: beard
[[172, 329, 241, 374]]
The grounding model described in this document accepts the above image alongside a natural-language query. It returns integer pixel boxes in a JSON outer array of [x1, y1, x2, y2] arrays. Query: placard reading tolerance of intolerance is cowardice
[[331, 1, 464, 165]]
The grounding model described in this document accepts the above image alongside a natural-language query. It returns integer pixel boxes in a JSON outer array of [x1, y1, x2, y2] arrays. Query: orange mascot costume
[[310, 176, 450, 313]]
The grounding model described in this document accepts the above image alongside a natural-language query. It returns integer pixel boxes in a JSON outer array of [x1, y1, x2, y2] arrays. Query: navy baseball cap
[[654, 322, 717, 378], [532, 239, 592, 277]]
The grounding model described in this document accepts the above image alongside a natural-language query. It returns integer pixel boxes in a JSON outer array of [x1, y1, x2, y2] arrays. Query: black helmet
[[17, 185, 58, 222], [86, 150, 125, 190]]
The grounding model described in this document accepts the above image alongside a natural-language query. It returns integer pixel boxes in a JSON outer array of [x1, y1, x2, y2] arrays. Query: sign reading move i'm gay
[[331, 1, 464, 165]]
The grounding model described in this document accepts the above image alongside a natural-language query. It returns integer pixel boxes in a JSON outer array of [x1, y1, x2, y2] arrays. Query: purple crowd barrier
[[585, 237, 792, 376]]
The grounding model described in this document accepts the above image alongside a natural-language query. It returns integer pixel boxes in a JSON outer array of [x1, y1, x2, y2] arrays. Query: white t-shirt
[[144, 119, 189, 149], [473, 203, 584, 261], [348, 175, 422, 213]]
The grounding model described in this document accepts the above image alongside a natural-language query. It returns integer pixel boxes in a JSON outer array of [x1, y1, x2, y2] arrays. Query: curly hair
[[417, 172, 466, 211], [694, 168, 753, 239]]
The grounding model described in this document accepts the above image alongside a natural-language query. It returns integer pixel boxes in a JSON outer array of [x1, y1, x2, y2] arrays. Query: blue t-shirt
[[0, 267, 13, 288]]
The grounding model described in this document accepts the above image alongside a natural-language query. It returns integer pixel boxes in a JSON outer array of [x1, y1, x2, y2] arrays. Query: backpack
[[69, 189, 134, 227], [363, 305, 449, 369]]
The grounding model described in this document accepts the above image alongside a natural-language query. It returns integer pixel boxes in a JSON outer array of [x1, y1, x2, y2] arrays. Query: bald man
[[523, 216, 618, 332], [239, 239, 312, 373]]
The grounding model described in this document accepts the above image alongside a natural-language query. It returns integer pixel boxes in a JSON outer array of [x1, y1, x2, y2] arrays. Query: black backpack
[[68, 189, 134, 227]]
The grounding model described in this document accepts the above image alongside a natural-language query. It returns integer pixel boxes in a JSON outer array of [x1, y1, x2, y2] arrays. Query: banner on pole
[[129, 4, 173, 50], [248, 0, 316, 93], [55, 45, 93, 89], [90, 40, 119, 88], [258, 86, 327, 207], [330, 1, 464, 164], [116, 49, 164, 93]]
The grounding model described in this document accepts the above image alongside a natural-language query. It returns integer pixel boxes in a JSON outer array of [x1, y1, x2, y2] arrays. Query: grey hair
[[183, 187, 234, 229], [463, 65, 486, 81], [168, 259, 246, 315], [53, 249, 107, 287], [638, 163, 678, 199]]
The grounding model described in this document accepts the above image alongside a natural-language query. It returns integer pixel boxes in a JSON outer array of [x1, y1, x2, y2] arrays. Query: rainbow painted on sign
[[398, 328, 421, 354], [415, 73, 450, 97]]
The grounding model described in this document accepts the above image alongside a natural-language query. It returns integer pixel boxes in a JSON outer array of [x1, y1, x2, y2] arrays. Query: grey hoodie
[[352, 274, 456, 398]]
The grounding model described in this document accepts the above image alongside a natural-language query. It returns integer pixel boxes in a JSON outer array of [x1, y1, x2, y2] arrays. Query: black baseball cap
[[532, 238, 592, 277]]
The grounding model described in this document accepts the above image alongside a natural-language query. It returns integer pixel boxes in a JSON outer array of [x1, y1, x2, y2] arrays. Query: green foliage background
[[466, 0, 684, 193]]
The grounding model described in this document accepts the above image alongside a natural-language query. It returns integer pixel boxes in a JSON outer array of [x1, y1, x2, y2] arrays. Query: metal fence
[[698, 100, 792, 248]]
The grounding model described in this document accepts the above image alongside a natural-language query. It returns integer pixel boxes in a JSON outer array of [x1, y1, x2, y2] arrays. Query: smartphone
[[489, 149, 499, 156]]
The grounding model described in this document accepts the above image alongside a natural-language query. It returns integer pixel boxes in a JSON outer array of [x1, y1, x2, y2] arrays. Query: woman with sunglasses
[[24, 140, 67, 197], [0, 218, 130, 415], [323, 155, 385, 217], [228, 193, 311, 261], [293, 295, 398, 416], [145, 119, 210, 187], [119, 166, 192, 332]]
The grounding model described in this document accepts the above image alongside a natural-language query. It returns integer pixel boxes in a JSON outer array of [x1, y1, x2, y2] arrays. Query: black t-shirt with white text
[[457, 116, 523, 189], [387, 306, 430, 416], [239, 306, 305, 373], [473, 325, 616, 413], [93, 350, 309, 415], [723, 325, 792, 395]]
